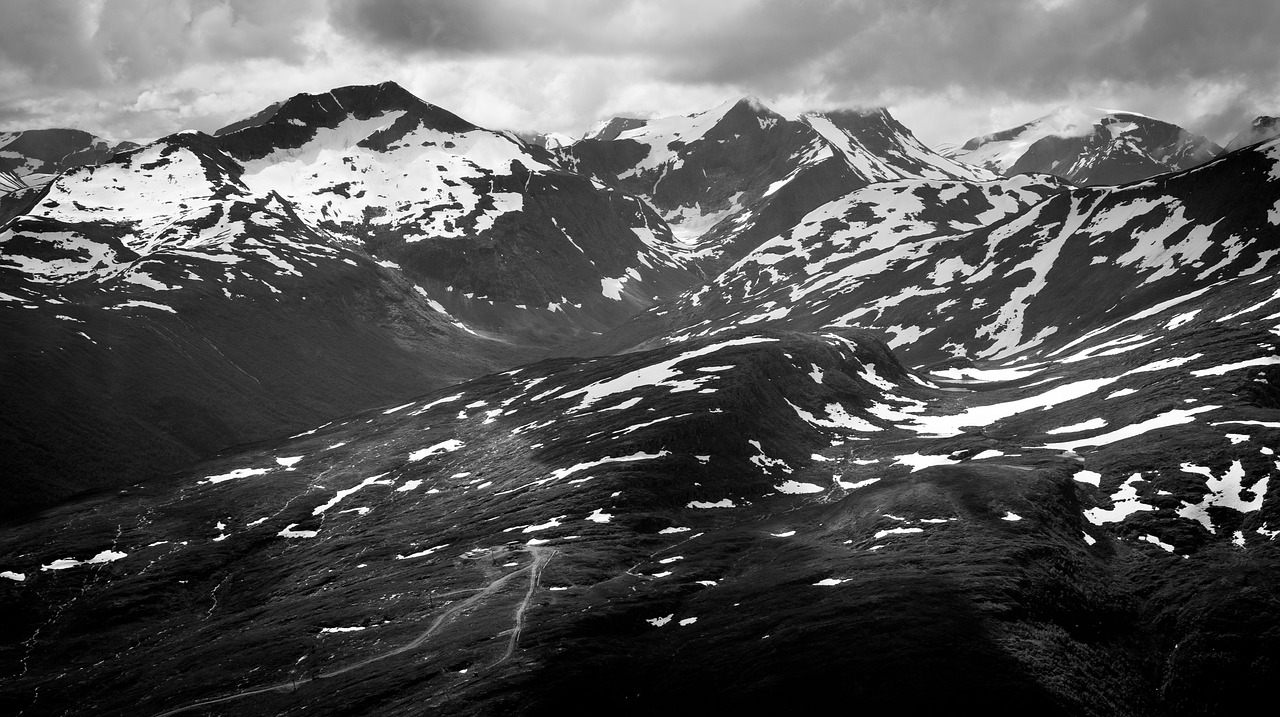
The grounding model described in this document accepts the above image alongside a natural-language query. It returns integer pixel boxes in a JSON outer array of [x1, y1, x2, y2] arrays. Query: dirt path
[[495, 546, 553, 665], [152, 546, 556, 717]]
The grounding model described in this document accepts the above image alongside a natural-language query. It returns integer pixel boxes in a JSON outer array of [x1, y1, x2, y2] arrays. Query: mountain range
[[1, 82, 1278, 716]]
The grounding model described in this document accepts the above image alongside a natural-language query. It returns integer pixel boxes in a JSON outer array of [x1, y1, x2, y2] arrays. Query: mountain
[[559, 98, 994, 271], [593, 136, 1280, 366], [1223, 115, 1280, 154], [0, 128, 137, 193], [0, 82, 697, 512], [513, 131, 576, 150], [212, 82, 696, 332], [0, 129, 529, 513], [948, 106, 1221, 186], [3, 87, 1280, 716]]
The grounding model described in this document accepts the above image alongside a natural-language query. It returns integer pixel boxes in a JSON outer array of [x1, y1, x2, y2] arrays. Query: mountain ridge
[[558, 96, 995, 274]]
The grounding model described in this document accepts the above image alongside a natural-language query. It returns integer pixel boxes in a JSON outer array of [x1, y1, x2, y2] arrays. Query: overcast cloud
[[1, 0, 1277, 146]]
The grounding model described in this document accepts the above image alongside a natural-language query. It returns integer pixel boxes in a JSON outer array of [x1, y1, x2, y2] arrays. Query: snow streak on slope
[[638, 174, 1064, 351]]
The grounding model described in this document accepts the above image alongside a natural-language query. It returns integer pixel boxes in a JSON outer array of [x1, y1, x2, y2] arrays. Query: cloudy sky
[[1, 0, 1277, 147]]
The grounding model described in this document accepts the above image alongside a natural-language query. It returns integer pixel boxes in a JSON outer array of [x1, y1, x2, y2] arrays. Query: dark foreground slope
[[2, 317, 1277, 715]]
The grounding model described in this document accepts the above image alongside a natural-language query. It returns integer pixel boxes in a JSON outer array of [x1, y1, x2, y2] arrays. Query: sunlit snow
[[408, 439, 464, 462], [893, 453, 959, 472], [200, 466, 271, 485], [1084, 474, 1155, 525], [1177, 461, 1267, 533]]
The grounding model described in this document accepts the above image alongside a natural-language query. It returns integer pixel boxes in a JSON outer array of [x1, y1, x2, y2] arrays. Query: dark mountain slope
[[1, 315, 1277, 715]]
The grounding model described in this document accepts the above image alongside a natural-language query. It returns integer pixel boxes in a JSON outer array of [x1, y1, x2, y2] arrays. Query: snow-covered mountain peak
[[200, 82, 562, 238], [559, 100, 998, 270], [220, 82, 468, 131], [955, 106, 1117, 167], [582, 116, 650, 142], [800, 106, 997, 183], [0, 128, 138, 193], [949, 105, 1221, 185], [1223, 115, 1280, 154], [613, 99, 740, 146], [215, 83, 481, 162], [1034, 105, 1129, 135], [802, 105, 890, 120]]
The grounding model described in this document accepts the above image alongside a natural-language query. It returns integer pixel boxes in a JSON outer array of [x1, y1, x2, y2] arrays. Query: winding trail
[[151, 547, 555, 717], [495, 544, 551, 665]]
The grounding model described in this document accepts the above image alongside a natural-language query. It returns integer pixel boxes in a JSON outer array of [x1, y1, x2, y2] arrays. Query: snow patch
[[278, 524, 318, 539], [408, 439, 464, 462], [687, 499, 736, 509]]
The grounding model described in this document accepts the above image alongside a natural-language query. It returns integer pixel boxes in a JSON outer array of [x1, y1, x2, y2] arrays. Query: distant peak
[[216, 81, 476, 139], [802, 106, 890, 120], [733, 96, 775, 114], [583, 116, 651, 142], [1223, 115, 1280, 153], [1030, 105, 1162, 131]]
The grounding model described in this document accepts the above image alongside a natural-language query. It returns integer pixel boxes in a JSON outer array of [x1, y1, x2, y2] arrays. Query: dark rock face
[[950, 108, 1222, 186]]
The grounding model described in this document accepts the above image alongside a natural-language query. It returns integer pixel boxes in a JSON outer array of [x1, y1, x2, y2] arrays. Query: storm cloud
[[1, 0, 1277, 145]]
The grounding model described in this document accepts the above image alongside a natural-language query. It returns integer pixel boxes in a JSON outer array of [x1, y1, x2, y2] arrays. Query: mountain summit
[[948, 105, 1221, 185], [559, 98, 994, 270], [1222, 115, 1280, 154]]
